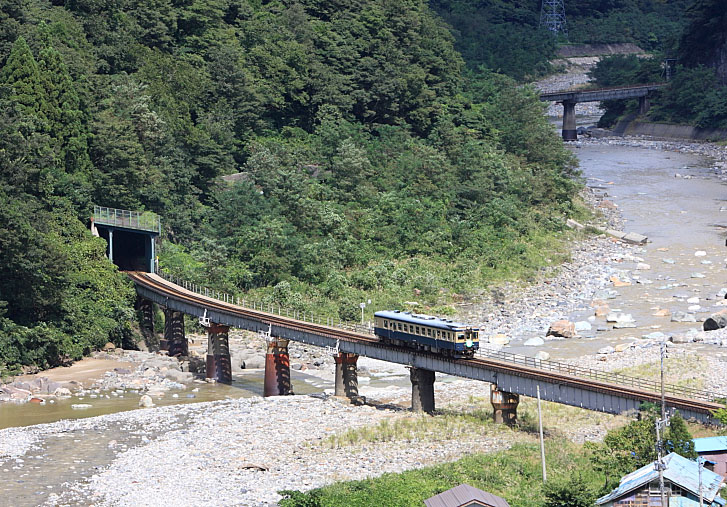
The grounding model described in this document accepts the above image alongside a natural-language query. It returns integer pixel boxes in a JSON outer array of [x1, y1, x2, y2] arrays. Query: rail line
[[128, 271, 725, 420]]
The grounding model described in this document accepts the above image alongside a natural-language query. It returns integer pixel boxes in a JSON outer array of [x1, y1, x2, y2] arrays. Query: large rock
[[614, 343, 632, 352], [1, 386, 31, 400], [163, 369, 193, 383], [704, 310, 727, 331], [53, 387, 72, 397], [598, 346, 615, 355], [524, 337, 545, 347], [606, 312, 635, 324], [244, 356, 266, 369], [671, 311, 697, 323], [670, 334, 693, 344], [489, 334, 510, 345], [595, 306, 610, 317], [139, 395, 154, 408], [575, 321, 592, 332], [534, 351, 550, 361], [546, 320, 576, 339]]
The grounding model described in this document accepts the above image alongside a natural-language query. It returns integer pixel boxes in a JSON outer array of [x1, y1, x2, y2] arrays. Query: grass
[[613, 353, 705, 391], [280, 439, 603, 507], [320, 407, 508, 449]]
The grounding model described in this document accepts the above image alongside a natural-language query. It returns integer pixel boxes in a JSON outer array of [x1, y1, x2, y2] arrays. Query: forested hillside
[[0, 0, 579, 375], [430, 0, 690, 82], [589, 0, 727, 129]]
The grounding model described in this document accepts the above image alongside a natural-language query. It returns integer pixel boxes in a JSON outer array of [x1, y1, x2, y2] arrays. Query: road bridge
[[540, 83, 666, 140], [129, 270, 724, 425]]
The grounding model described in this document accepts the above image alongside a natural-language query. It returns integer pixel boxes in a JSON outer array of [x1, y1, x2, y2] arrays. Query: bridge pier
[[163, 309, 187, 358], [264, 337, 291, 396], [410, 367, 435, 413], [490, 384, 519, 426], [562, 99, 577, 141], [206, 323, 232, 384], [136, 297, 157, 349], [639, 96, 650, 115], [334, 353, 360, 402]]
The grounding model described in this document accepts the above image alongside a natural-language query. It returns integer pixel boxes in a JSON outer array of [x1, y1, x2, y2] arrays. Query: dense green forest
[[589, 0, 727, 129], [430, 0, 691, 82], [0, 0, 582, 375]]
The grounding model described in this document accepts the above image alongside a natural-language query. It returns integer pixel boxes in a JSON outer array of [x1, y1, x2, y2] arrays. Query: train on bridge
[[374, 310, 479, 358]]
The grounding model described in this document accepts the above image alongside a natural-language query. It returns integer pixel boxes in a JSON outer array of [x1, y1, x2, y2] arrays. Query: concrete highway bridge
[[540, 83, 666, 140], [95, 206, 724, 425]]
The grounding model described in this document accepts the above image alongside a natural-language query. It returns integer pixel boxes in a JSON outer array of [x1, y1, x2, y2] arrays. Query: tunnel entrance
[[92, 206, 160, 273]]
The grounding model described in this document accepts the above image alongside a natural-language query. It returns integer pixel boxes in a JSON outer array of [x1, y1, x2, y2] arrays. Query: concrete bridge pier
[[264, 337, 291, 396], [334, 353, 360, 402], [562, 99, 578, 141], [490, 384, 519, 426], [410, 367, 435, 413], [639, 96, 651, 115], [163, 309, 187, 358], [206, 323, 232, 384]]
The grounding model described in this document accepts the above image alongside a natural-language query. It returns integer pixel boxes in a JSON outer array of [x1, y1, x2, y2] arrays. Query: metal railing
[[155, 268, 374, 335], [153, 267, 722, 404], [94, 206, 161, 234], [476, 348, 721, 403]]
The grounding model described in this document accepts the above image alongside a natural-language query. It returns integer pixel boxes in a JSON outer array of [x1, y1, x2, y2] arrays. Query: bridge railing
[[477, 348, 721, 403], [94, 206, 161, 234], [154, 267, 722, 404], [155, 268, 374, 335]]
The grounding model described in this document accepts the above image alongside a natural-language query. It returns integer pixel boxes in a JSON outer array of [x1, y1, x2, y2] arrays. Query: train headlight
[[465, 339, 473, 348]]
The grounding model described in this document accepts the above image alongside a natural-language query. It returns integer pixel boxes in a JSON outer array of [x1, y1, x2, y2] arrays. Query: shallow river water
[[510, 141, 727, 359], [2, 139, 727, 506]]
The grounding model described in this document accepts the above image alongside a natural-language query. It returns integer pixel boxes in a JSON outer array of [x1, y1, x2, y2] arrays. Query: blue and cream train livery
[[373, 310, 479, 358]]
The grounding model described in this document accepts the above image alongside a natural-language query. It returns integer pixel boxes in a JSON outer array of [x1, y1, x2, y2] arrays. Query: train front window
[[457, 333, 465, 342]]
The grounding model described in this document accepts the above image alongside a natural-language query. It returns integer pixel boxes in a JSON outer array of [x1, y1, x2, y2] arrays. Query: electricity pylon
[[540, 0, 568, 39]]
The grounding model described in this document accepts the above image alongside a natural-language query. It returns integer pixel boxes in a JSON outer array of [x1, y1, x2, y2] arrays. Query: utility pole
[[537, 385, 547, 483], [656, 339, 670, 506], [699, 456, 704, 507], [539, 0, 568, 39]]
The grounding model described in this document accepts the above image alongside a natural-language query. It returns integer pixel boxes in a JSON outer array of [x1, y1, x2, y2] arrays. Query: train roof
[[374, 310, 477, 331]]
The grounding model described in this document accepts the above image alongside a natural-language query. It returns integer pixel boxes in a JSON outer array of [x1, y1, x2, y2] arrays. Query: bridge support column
[[163, 309, 187, 358], [334, 353, 360, 401], [136, 297, 156, 347], [639, 96, 650, 115], [206, 323, 232, 384], [264, 338, 291, 397], [490, 385, 519, 426], [562, 100, 577, 141], [410, 367, 435, 413]]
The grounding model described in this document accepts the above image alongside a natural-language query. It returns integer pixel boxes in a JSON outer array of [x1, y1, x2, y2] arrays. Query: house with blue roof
[[596, 453, 725, 506], [694, 437, 727, 476]]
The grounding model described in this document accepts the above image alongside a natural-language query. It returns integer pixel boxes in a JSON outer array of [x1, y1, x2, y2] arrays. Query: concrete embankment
[[614, 119, 727, 142]]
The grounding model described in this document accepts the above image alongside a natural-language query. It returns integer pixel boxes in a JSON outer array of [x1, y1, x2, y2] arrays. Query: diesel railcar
[[373, 310, 479, 358]]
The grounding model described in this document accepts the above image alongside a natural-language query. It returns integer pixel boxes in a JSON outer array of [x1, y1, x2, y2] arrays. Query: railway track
[[128, 271, 725, 419]]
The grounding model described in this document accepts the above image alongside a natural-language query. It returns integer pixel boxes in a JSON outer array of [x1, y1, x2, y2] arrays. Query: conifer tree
[[0, 37, 46, 124], [38, 45, 92, 176]]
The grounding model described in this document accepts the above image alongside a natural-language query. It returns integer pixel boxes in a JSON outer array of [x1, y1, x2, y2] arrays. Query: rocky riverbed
[[3, 132, 727, 505]]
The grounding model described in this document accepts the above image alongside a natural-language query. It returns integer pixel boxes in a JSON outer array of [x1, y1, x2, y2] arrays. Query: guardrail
[[477, 348, 720, 403], [152, 267, 723, 404], [155, 268, 374, 335], [94, 205, 161, 234]]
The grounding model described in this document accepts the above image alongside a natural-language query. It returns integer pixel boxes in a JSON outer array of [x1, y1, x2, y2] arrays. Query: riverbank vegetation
[[590, 0, 727, 129], [280, 408, 702, 506], [0, 1, 585, 374]]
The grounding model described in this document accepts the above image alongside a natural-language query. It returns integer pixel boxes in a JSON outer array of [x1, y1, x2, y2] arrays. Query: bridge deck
[[129, 271, 723, 423], [540, 83, 666, 103]]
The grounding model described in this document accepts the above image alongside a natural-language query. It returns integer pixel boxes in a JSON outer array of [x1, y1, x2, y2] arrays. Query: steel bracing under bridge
[[129, 271, 724, 424]]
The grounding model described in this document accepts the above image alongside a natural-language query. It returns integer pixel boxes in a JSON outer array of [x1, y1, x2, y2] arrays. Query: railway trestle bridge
[[96, 205, 724, 425]]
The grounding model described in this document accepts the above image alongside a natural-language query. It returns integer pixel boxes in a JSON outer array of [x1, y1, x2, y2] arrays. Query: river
[[2, 137, 727, 506]]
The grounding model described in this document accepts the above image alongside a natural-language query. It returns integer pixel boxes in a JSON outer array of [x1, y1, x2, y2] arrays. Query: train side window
[[415, 326, 420, 335], [427, 329, 432, 337], [398, 323, 402, 331], [436, 330, 440, 338]]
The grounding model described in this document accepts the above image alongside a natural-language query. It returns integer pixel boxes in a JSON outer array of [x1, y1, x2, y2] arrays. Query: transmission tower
[[540, 0, 568, 39]]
